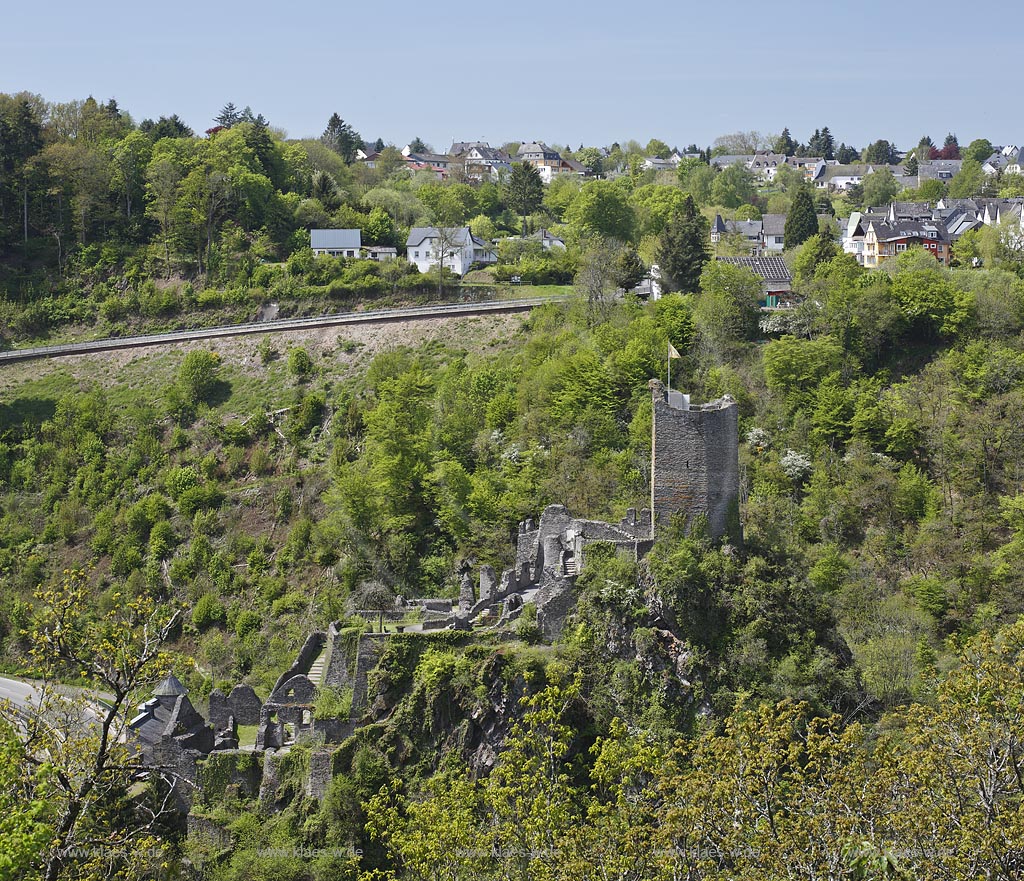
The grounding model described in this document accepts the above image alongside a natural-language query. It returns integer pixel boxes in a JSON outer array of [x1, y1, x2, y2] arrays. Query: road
[[0, 675, 40, 711], [0, 295, 569, 364]]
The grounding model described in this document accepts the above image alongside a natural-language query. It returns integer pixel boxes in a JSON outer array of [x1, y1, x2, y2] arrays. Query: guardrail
[[0, 296, 571, 364]]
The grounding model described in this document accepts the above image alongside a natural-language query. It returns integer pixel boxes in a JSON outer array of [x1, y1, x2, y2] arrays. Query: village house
[[814, 163, 875, 191], [917, 159, 962, 183], [863, 220, 952, 268], [710, 215, 763, 253], [762, 214, 787, 252], [310, 229, 361, 258], [747, 152, 788, 182], [710, 154, 754, 169], [515, 142, 584, 183], [452, 142, 512, 181], [785, 156, 825, 181], [406, 226, 497, 275], [716, 255, 793, 302]]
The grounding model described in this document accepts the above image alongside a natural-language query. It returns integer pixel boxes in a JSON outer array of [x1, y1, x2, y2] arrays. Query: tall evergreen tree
[[655, 195, 709, 294], [819, 126, 835, 160], [784, 187, 818, 249], [321, 113, 362, 163], [503, 162, 544, 236], [773, 127, 797, 156], [835, 143, 858, 164], [214, 102, 240, 127], [807, 127, 835, 160]]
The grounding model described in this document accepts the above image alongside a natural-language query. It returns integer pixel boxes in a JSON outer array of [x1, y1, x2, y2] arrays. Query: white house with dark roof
[[311, 229, 361, 258], [515, 142, 583, 183], [814, 163, 875, 191], [406, 227, 497, 275], [748, 152, 788, 182]]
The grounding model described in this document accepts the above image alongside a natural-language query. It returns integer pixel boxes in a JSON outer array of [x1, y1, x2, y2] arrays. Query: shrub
[[234, 609, 262, 638], [287, 347, 315, 381], [192, 593, 226, 631], [176, 350, 221, 406]]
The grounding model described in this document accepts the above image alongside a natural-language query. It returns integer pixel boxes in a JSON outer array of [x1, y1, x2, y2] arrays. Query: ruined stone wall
[[535, 575, 576, 641], [650, 381, 740, 543], [324, 623, 360, 689], [306, 749, 333, 799], [350, 633, 391, 716]]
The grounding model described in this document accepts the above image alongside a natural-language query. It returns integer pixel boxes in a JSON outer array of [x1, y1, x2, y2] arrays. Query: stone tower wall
[[650, 381, 740, 543]]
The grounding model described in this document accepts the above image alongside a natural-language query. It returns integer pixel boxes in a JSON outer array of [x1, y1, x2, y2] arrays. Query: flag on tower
[[668, 342, 681, 359]]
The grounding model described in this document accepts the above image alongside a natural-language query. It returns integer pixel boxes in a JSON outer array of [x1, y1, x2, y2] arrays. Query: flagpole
[[667, 341, 671, 390]]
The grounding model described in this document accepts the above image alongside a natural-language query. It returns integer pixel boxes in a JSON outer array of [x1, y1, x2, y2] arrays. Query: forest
[[2, 92, 1024, 880]]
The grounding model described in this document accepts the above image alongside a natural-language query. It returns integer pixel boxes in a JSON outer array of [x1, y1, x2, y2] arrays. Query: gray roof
[[310, 229, 361, 250], [717, 256, 792, 282], [819, 163, 872, 180], [529, 228, 565, 244], [153, 674, 188, 697], [762, 213, 786, 236], [406, 226, 482, 248], [517, 142, 560, 160], [749, 152, 787, 169], [450, 141, 489, 155], [407, 152, 454, 165], [918, 159, 962, 181], [869, 220, 950, 243], [710, 154, 754, 167], [729, 219, 763, 238], [465, 144, 510, 162]]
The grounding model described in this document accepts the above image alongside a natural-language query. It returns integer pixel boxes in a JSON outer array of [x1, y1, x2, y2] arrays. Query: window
[[896, 243, 907, 252]]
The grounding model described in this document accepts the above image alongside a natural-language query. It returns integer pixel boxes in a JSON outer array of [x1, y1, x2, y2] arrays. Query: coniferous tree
[[773, 127, 797, 156], [503, 162, 544, 236], [321, 113, 362, 163], [656, 195, 709, 294], [863, 139, 898, 165], [835, 143, 858, 164], [784, 186, 818, 249], [409, 136, 428, 153], [819, 126, 835, 160], [215, 102, 240, 127], [139, 114, 193, 140]]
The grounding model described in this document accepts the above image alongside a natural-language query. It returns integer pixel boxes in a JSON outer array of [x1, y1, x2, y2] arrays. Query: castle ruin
[[649, 380, 741, 544]]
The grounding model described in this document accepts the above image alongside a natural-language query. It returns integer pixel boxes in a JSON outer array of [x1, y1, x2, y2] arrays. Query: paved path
[[0, 296, 568, 364], [0, 676, 40, 711]]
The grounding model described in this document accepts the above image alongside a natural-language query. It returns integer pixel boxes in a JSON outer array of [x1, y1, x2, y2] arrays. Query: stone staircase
[[306, 650, 328, 688]]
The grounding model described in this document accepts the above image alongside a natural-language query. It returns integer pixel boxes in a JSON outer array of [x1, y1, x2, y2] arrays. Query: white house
[[748, 152, 788, 182], [814, 164, 874, 191], [311, 229, 361, 258], [516, 142, 584, 183], [451, 142, 513, 181], [406, 227, 497, 276]]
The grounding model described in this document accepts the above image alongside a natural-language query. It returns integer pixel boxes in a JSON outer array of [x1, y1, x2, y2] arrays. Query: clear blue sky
[[2, 0, 1016, 153]]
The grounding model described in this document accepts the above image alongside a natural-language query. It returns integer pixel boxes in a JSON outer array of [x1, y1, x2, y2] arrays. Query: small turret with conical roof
[[152, 674, 188, 698]]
